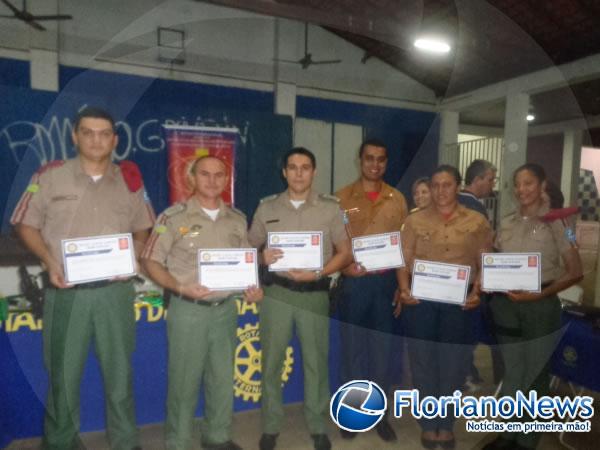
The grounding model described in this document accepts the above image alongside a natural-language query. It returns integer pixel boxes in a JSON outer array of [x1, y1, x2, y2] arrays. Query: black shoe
[[339, 428, 357, 439], [259, 433, 278, 450], [375, 420, 397, 442], [311, 434, 331, 450], [482, 437, 514, 450], [202, 440, 242, 450], [420, 436, 437, 449]]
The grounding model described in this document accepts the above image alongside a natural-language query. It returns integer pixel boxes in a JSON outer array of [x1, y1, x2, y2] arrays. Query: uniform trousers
[[489, 293, 562, 449], [42, 281, 138, 450], [165, 296, 238, 450], [260, 285, 329, 435], [402, 301, 474, 432], [338, 270, 397, 393]]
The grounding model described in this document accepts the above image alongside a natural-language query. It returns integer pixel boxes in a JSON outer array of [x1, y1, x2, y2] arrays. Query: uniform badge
[[155, 225, 167, 234], [189, 224, 202, 237], [26, 184, 40, 193], [179, 226, 190, 236]]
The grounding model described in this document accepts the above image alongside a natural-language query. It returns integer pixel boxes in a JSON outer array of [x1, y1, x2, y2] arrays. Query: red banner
[[164, 125, 238, 205]]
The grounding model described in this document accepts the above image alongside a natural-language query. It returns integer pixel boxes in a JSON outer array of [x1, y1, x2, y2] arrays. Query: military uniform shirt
[[401, 204, 492, 281], [495, 204, 572, 284], [11, 158, 155, 266], [142, 197, 249, 299], [335, 180, 408, 238], [248, 190, 347, 270]]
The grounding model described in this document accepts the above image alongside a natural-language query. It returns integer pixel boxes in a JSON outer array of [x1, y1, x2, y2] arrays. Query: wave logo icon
[[330, 380, 387, 432]]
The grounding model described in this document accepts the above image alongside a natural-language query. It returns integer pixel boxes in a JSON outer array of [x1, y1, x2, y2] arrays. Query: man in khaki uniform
[[11, 107, 155, 450], [248, 147, 352, 450], [335, 138, 407, 441], [143, 156, 262, 450]]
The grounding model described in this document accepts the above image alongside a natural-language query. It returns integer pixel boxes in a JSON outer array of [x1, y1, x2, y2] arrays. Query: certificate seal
[[417, 263, 426, 272], [271, 235, 280, 244], [66, 243, 78, 253], [202, 253, 211, 261], [485, 256, 494, 265], [355, 240, 362, 248]]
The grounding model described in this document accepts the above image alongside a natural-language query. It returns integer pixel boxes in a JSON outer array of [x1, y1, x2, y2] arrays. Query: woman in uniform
[[484, 163, 583, 450], [395, 165, 492, 449], [411, 176, 432, 212]]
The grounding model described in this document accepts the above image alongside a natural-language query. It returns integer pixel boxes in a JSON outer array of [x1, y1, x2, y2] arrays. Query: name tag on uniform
[[411, 260, 470, 305], [482, 253, 541, 292], [267, 231, 323, 271], [352, 232, 405, 271], [62, 233, 136, 284], [197, 248, 259, 291]]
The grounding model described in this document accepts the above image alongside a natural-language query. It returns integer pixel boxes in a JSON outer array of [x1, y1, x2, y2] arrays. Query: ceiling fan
[[275, 22, 342, 69], [0, 0, 72, 31]]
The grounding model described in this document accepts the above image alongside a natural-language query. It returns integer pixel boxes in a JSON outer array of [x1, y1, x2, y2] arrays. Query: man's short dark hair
[[464, 159, 496, 185], [359, 138, 387, 158], [283, 147, 316, 169], [74, 107, 116, 131], [432, 165, 462, 185]]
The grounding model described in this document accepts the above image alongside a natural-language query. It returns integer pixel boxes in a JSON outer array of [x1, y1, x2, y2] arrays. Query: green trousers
[[489, 293, 562, 449], [42, 282, 138, 450], [165, 296, 238, 450], [260, 285, 330, 435]]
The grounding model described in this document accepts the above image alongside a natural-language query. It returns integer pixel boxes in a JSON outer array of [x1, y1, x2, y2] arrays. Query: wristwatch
[[314, 270, 322, 280]]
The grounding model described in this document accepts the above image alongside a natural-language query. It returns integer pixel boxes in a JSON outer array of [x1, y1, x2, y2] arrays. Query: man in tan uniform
[[335, 138, 407, 441], [11, 107, 155, 450], [248, 147, 352, 450], [142, 156, 262, 450]]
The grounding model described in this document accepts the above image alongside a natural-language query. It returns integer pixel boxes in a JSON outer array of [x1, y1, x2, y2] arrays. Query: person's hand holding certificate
[[481, 253, 541, 292], [198, 248, 259, 291], [62, 234, 136, 284], [352, 232, 405, 271], [267, 232, 323, 271], [411, 260, 471, 305]]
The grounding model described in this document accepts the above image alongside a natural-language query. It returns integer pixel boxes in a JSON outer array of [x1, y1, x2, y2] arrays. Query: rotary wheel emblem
[[234, 322, 294, 402]]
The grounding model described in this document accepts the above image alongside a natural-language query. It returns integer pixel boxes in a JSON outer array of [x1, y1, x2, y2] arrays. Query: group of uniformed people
[[11, 107, 583, 450]]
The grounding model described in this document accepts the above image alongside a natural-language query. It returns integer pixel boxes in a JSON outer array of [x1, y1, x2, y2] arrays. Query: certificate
[[267, 231, 323, 271], [352, 232, 405, 271], [482, 253, 541, 292], [62, 234, 136, 284], [411, 260, 470, 305], [198, 248, 259, 291]]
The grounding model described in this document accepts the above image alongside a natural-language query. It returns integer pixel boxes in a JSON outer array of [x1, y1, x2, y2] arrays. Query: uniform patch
[[26, 184, 40, 193], [179, 226, 189, 236], [119, 160, 143, 192], [155, 225, 167, 234]]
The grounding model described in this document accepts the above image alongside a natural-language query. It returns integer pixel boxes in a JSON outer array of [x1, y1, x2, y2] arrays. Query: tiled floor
[[6, 345, 597, 450]]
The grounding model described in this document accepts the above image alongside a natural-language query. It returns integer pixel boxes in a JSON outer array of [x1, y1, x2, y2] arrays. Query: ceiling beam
[[440, 52, 600, 111]]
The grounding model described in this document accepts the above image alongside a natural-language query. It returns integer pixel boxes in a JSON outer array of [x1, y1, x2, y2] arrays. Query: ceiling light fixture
[[414, 37, 451, 54], [526, 113, 535, 122]]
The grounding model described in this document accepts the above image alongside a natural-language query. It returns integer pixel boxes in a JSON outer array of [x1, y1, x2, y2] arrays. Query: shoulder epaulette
[[163, 203, 186, 217], [36, 160, 65, 174], [119, 160, 143, 192], [319, 193, 340, 203], [259, 194, 279, 203], [230, 206, 247, 219]]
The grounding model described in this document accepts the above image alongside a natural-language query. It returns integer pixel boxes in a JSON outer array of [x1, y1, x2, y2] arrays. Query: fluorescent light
[[526, 114, 535, 121], [414, 37, 451, 53]]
